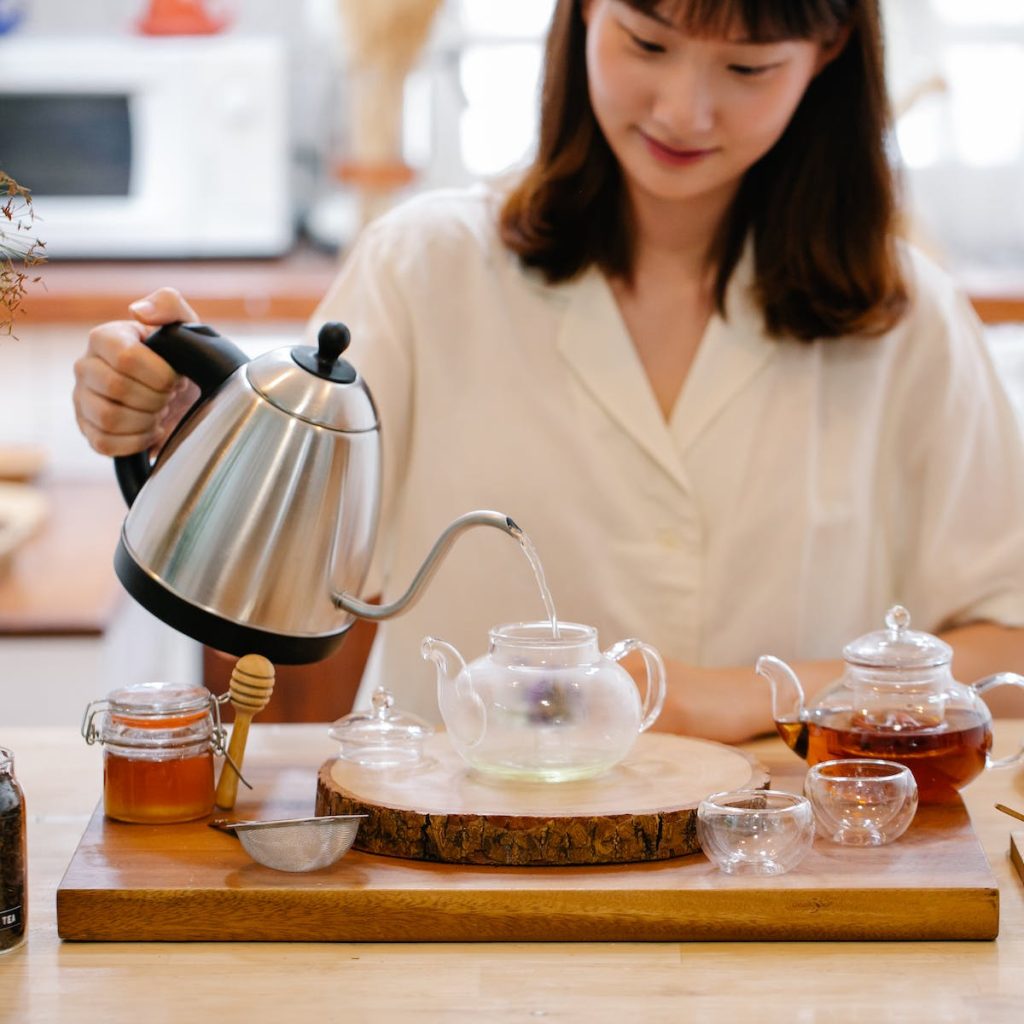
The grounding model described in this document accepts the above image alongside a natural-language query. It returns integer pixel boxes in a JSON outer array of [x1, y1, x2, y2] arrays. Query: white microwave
[[0, 34, 293, 259]]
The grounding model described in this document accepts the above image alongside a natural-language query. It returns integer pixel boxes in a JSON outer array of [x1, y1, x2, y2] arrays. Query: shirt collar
[[554, 241, 775, 491], [669, 240, 776, 453]]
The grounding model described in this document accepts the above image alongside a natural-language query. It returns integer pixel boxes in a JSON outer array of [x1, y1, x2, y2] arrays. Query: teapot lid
[[328, 687, 434, 768], [246, 322, 378, 432], [842, 606, 952, 669]]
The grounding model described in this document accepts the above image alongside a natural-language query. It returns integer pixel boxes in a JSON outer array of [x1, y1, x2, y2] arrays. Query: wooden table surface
[[5, 721, 1024, 1022]]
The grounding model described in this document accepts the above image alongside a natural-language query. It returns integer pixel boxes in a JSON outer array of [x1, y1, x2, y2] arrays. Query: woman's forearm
[[941, 622, 1024, 716], [658, 657, 844, 744], [657, 622, 1024, 743]]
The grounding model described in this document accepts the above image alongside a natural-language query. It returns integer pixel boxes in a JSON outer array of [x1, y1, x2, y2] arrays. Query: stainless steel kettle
[[113, 321, 519, 664]]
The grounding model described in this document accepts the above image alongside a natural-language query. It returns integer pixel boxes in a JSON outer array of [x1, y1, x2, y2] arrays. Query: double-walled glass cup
[[696, 789, 815, 875], [804, 759, 918, 846]]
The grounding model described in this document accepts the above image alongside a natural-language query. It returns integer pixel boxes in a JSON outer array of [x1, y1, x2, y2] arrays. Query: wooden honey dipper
[[214, 654, 275, 810]]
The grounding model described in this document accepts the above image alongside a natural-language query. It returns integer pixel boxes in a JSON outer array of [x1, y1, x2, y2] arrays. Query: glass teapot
[[421, 622, 666, 782], [756, 606, 1024, 802]]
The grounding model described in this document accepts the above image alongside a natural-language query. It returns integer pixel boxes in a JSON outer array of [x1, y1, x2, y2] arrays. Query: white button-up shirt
[[311, 186, 1024, 722]]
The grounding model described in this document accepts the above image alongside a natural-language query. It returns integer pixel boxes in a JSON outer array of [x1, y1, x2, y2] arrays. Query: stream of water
[[516, 530, 560, 638]]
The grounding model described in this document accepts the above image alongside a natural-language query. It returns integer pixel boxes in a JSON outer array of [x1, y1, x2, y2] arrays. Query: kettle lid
[[247, 322, 378, 432], [842, 605, 952, 670]]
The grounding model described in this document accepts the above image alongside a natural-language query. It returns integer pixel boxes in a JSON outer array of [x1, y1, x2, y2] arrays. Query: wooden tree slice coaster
[[315, 731, 769, 867]]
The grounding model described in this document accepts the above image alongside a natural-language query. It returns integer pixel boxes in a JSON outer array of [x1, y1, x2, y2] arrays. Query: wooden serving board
[[55, 733, 1000, 942], [316, 733, 768, 865]]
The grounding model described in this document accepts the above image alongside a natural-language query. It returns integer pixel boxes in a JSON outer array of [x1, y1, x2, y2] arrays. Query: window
[[418, 0, 554, 187], [886, 0, 1024, 267]]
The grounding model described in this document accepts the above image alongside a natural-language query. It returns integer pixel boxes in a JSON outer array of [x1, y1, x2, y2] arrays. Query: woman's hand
[[72, 287, 201, 456]]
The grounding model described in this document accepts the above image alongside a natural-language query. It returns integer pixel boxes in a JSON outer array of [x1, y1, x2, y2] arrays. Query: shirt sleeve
[[897, 276, 1024, 631], [304, 222, 414, 597]]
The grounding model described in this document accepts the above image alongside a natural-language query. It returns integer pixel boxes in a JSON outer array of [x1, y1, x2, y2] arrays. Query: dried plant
[[1, 171, 46, 338]]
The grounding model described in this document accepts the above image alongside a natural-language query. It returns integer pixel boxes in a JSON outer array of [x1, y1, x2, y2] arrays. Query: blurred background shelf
[[957, 269, 1024, 325], [16, 248, 1024, 326], [19, 244, 341, 325]]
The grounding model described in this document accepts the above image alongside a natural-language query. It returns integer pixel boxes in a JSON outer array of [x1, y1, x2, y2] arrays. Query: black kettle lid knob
[[292, 322, 357, 383], [318, 322, 351, 365]]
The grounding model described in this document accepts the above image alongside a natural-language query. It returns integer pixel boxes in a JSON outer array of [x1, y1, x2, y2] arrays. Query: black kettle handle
[[114, 322, 249, 507]]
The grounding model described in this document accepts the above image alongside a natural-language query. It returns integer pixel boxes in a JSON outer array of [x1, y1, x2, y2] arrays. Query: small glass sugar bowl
[[328, 686, 433, 769], [697, 789, 815, 876], [804, 759, 918, 846]]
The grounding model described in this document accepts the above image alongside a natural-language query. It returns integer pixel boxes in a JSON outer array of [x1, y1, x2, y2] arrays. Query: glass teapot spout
[[755, 655, 808, 750], [421, 636, 486, 749], [333, 510, 520, 621]]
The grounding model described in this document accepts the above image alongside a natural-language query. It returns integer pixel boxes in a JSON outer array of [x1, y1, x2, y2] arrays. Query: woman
[[72, 0, 1024, 740]]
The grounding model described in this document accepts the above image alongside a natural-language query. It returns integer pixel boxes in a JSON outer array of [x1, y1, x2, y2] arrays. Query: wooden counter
[[5, 722, 1024, 1021], [0, 478, 125, 636], [0, 474, 364, 723]]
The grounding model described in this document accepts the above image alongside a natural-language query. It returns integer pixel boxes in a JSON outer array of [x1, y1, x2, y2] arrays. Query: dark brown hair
[[499, 0, 908, 341]]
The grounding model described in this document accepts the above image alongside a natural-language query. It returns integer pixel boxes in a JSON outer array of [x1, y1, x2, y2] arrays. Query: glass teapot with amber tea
[[756, 606, 1024, 802], [422, 622, 666, 783]]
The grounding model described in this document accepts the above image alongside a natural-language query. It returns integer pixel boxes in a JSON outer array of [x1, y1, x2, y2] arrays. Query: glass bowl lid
[[328, 686, 433, 768]]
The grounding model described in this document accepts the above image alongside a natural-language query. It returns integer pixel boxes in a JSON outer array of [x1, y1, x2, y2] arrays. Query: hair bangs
[[622, 0, 851, 42]]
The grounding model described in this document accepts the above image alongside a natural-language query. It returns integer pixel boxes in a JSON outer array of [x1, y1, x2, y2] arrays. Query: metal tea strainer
[[210, 814, 366, 872]]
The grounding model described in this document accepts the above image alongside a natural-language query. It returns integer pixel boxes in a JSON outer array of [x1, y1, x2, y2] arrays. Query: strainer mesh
[[236, 817, 361, 872]]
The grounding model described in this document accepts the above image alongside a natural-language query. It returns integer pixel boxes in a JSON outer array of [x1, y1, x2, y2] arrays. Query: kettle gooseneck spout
[[332, 510, 522, 621]]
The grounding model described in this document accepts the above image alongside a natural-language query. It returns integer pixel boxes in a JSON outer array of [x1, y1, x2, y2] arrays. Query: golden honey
[[103, 744, 214, 824]]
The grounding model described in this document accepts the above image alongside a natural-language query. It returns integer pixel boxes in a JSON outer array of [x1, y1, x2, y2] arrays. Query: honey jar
[[82, 682, 225, 824]]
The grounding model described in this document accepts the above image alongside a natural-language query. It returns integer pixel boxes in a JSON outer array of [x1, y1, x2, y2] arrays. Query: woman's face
[[582, 0, 841, 212]]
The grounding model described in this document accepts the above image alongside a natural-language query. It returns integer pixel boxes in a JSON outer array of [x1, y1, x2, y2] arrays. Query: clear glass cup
[[804, 759, 918, 846], [696, 789, 815, 876]]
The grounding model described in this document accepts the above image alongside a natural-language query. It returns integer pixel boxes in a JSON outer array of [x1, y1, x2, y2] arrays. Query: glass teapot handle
[[605, 639, 667, 733], [973, 673, 1024, 769]]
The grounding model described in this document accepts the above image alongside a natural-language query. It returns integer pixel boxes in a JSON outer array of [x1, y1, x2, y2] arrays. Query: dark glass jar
[[0, 746, 27, 955], [82, 682, 223, 824]]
